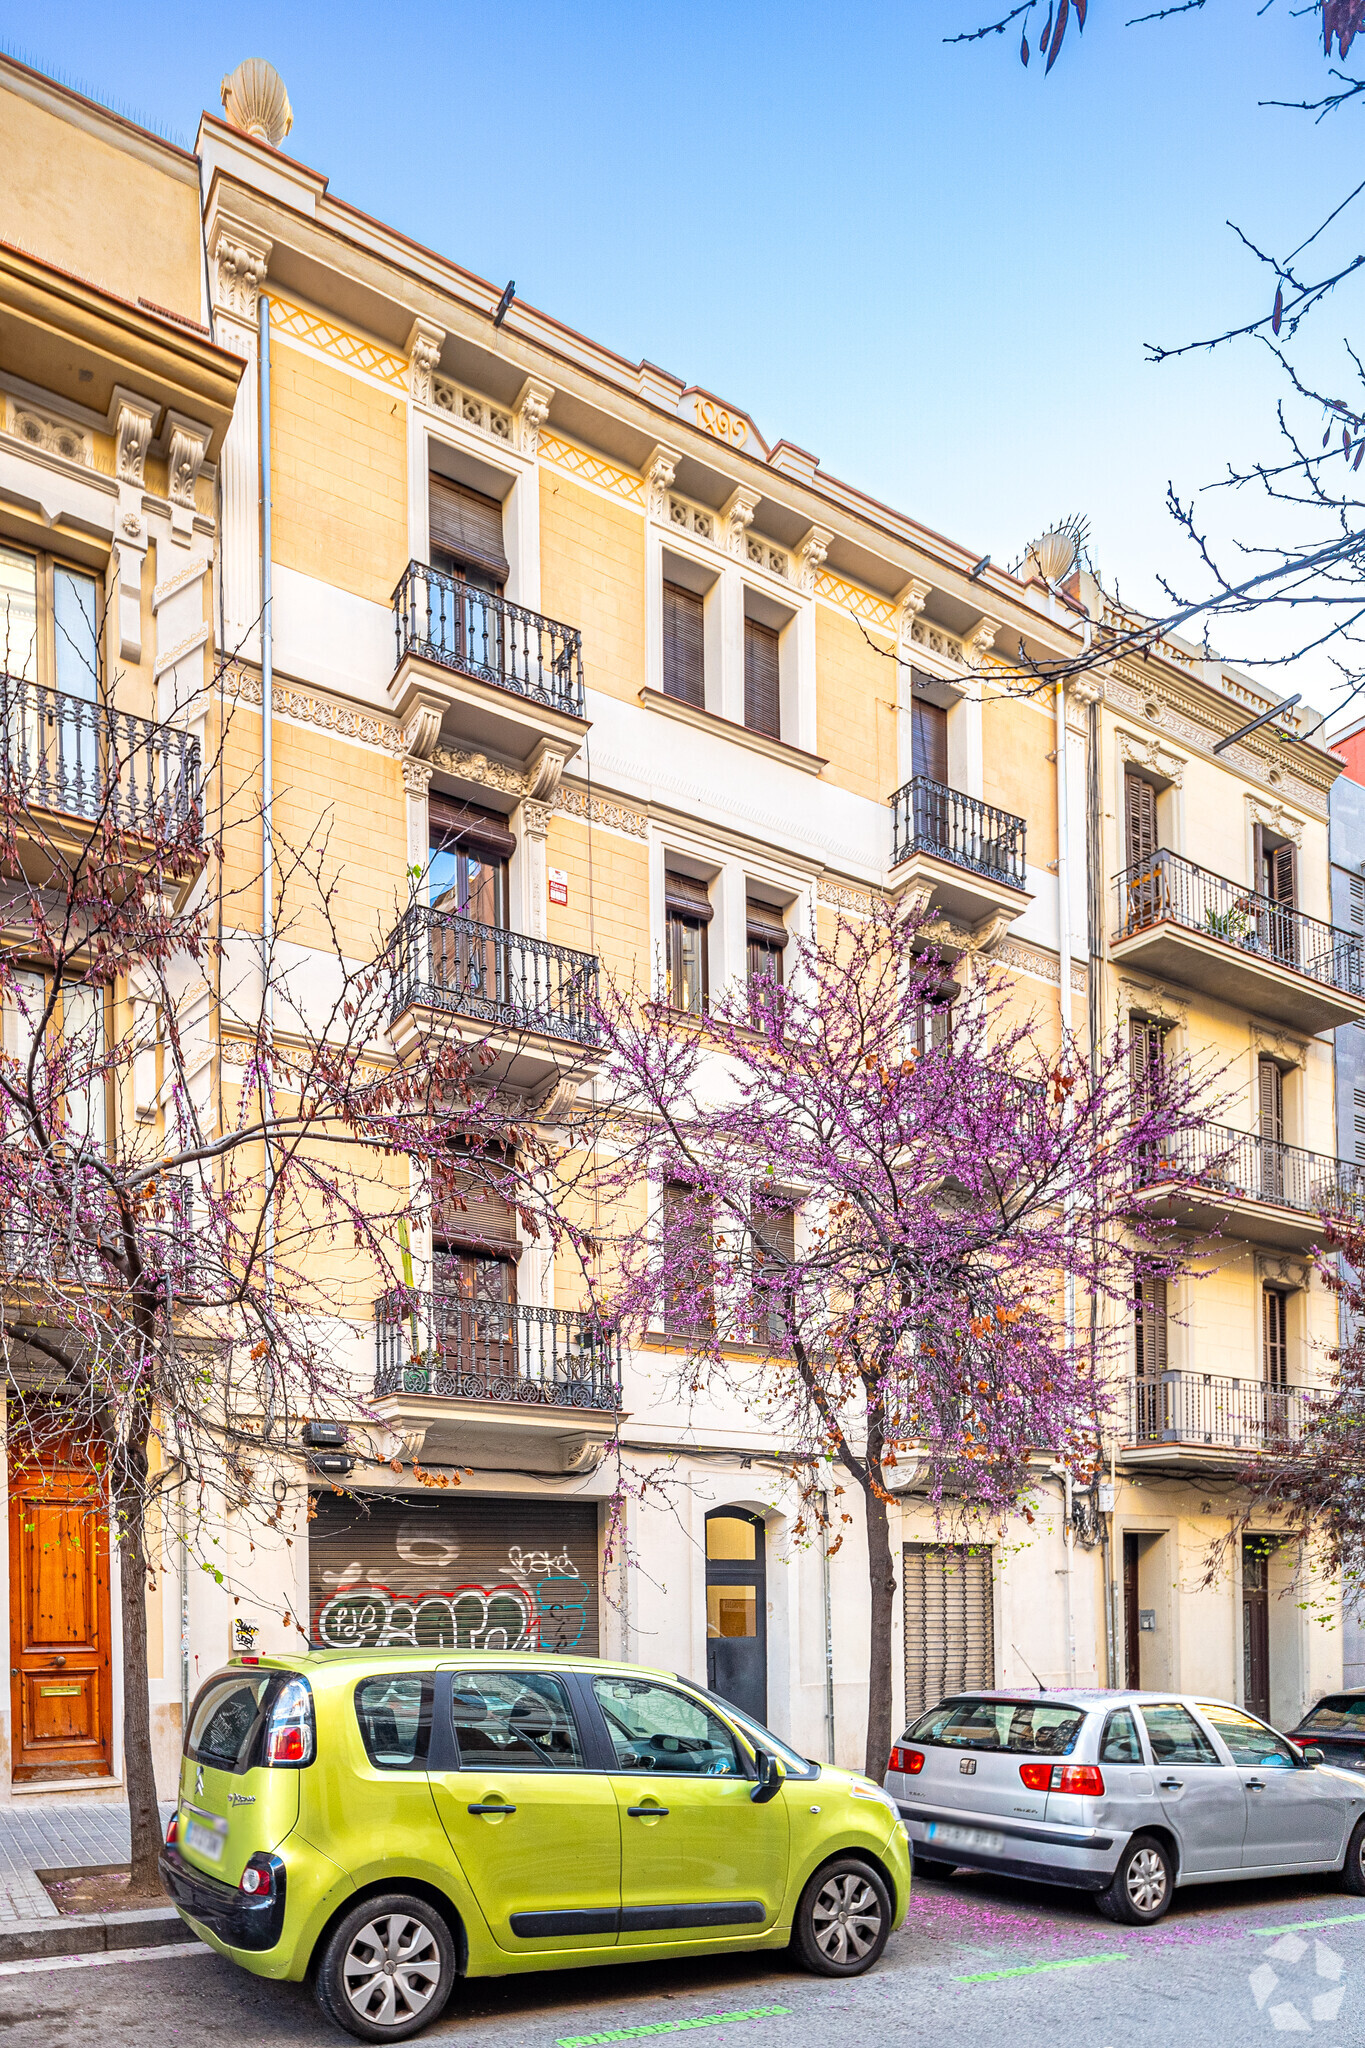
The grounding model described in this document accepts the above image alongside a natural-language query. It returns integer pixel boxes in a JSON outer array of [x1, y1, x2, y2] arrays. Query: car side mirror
[[750, 1750, 782, 1804], [1300, 1744, 1326, 1766]]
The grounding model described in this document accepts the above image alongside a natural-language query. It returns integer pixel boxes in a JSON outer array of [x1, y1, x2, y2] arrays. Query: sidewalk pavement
[[0, 1800, 175, 1921]]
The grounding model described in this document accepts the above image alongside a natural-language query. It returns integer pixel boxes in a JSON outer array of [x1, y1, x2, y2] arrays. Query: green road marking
[[1250, 1911, 1365, 1937], [954, 1952, 1129, 1985], [557, 2006, 792, 2048]]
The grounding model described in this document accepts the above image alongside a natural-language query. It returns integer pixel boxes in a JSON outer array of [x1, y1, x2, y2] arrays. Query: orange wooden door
[[8, 1448, 111, 1780]]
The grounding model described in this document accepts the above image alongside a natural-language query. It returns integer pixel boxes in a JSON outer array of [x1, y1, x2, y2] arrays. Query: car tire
[[912, 1852, 958, 1880], [1341, 1817, 1365, 1895], [1095, 1835, 1175, 1926], [314, 1893, 456, 2042], [794, 1857, 893, 1976]]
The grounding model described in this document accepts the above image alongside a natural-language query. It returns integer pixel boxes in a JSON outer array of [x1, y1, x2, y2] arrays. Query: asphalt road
[[2, 1869, 1362, 2048]]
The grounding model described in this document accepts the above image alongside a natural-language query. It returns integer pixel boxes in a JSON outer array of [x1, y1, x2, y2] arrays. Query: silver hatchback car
[[884, 1689, 1365, 1923]]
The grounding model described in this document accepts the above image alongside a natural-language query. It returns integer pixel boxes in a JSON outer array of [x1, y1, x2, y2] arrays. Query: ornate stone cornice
[[1107, 669, 1331, 818], [1247, 792, 1306, 848], [1118, 727, 1185, 788]]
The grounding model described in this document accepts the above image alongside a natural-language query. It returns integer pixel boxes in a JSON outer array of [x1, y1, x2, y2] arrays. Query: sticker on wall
[[232, 1619, 261, 1655], [548, 867, 569, 907]]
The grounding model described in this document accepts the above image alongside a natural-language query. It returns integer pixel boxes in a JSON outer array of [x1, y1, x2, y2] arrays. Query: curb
[[0, 1906, 189, 1962]]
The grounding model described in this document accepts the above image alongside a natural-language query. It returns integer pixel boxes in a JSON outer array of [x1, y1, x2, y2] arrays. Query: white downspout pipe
[[259, 293, 276, 1426]]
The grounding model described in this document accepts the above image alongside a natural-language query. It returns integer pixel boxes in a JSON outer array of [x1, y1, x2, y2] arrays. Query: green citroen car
[[159, 1650, 910, 2042]]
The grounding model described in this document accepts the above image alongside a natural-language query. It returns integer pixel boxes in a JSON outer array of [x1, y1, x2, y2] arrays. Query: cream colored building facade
[[0, 53, 1353, 1805]]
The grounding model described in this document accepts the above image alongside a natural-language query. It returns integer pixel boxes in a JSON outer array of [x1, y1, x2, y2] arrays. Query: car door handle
[[1157, 1777, 1184, 1790], [1245, 1779, 1267, 1791], [627, 1805, 669, 1818], [467, 1802, 517, 1816]]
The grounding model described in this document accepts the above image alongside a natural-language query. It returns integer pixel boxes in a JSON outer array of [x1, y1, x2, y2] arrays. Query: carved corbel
[[721, 485, 761, 560], [402, 704, 444, 761], [208, 215, 272, 325], [644, 443, 682, 519], [515, 377, 554, 456], [526, 741, 569, 802], [796, 524, 832, 594], [522, 800, 555, 840], [970, 909, 1015, 952], [406, 318, 445, 408], [960, 616, 1001, 669], [536, 1076, 582, 1124], [896, 578, 932, 650], [155, 411, 212, 546], [112, 389, 157, 488]]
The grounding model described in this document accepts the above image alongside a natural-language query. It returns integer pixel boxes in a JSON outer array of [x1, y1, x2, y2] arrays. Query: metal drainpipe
[[820, 1488, 836, 1765], [258, 292, 276, 1430], [1054, 675, 1078, 1683]]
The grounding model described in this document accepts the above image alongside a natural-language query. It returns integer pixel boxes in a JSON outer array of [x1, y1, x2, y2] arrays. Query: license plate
[[927, 1821, 1005, 1856], [184, 1815, 227, 1864]]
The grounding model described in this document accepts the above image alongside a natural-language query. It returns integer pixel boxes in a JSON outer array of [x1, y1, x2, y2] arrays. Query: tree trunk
[[116, 1490, 162, 1893], [863, 1482, 897, 1780]]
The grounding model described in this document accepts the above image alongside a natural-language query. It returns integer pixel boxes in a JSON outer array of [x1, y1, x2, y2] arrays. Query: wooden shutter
[[1135, 1278, 1168, 1378], [429, 476, 509, 582], [743, 620, 780, 738], [902, 1544, 995, 1723], [1257, 1057, 1284, 1144], [429, 793, 517, 862], [664, 871, 714, 924], [663, 582, 705, 706], [1271, 842, 1297, 908], [308, 1491, 600, 1655], [1128, 1016, 1164, 1095], [1262, 1287, 1289, 1387], [911, 699, 948, 785], [1124, 772, 1158, 871]]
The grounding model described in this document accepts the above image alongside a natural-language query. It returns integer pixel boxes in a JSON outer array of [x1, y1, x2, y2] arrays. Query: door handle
[[1245, 1778, 1268, 1790], [51, 1655, 66, 1669], [627, 1805, 669, 1818], [466, 1802, 516, 1816], [1157, 1777, 1184, 1789]]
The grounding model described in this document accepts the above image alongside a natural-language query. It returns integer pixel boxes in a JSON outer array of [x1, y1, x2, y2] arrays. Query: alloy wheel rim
[[1124, 1847, 1168, 1913], [811, 1873, 883, 1963], [342, 1913, 443, 2027]]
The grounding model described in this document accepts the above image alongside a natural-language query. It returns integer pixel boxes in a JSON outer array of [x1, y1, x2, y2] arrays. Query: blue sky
[[9, 2, 1364, 705]]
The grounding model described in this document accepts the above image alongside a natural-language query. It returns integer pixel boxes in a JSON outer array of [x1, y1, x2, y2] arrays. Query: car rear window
[[355, 1675, 433, 1769], [905, 1697, 1085, 1756], [186, 1672, 275, 1770], [1300, 1696, 1365, 1734]]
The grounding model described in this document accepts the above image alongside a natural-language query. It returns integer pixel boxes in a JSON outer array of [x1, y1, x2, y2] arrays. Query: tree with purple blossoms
[[556, 899, 1210, 1777]]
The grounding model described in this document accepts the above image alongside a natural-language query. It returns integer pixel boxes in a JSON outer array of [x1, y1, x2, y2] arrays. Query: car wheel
[[912, 1852, 958, 1880], [794, 1857, 893, 1976], [1096, 1835, 1174, 1926], [314, 1893, 456, 2042], [1342, 1817, 1365, 1895]]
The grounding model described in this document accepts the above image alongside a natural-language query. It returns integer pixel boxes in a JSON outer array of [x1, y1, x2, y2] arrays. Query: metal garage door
[[903, 1543, 995, 1722]]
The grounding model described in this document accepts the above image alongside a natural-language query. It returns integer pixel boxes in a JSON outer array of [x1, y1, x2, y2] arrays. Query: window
[[429, 476, 507, 592], [1199, 1702, 1298, 1770], [591, 1675, 743, 1776], [743, 618, 780, 738], [1100, 1708, 1143, 1764], [428, 795, 512, 926], [912, 695, 948, 786], [906, 1697, 1085, 1756], [1257, 828, 1297, 910], [1129, 1017, 1166, 1176], [355, 1675, 433, 1768], [0, 544, 100, 701], [902, 1543, 994, 1723], [662, 1180, 714, 1337], [1123, 771, 1159, 873], [746, 899, 786, 987], [1258, 1057, 1285, 1145], [1134, 1278, 1167, 1378], [663, 581, 705, 707], [664, 870, 710, 1015], [186, 1672, 273, 1769], [1138, 1701, 1220, 1766], [750, 1202, 794, 1346], [450, 1670, 584, 1768], [1263, 1286, 1289, 1388]]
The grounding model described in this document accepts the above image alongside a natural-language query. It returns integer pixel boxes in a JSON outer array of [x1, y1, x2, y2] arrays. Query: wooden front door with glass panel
[[705, 1509, 767, 1723], [8, 1439, 112, 1780]]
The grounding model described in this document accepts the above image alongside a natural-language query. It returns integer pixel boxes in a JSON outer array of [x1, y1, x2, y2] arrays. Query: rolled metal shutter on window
[[664, 871, 714, 924], [902, 1543, 995, 1723], [309, 1492, 599, 1656], [745, 899, 787, 946], [429, 476, 510, 581]]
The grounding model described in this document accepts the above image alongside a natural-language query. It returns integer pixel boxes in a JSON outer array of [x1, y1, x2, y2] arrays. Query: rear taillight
[[266, 1723, 306, 1764], [165, 1811, 178, 1847], [239, 1854, 276, 1898], [263, 1676, 315, 1767], [888, 1746, 925, 1774], [1019, 1761, 1105, 1795]]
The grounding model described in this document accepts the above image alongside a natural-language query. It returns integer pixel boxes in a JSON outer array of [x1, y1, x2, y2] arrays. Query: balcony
[[1111, 850, 1365, 1034], [387, 562, 588, 777], [1, 674, 202, 891], [386, 904, 599, 1091], [889, 776, 1031, 933], [1120, 1370, 1313, 1470], [1131, 1123, 1363, 1251], [373, 1294, 621, 1472]]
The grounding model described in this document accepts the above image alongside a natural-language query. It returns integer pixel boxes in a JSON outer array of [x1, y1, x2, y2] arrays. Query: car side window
[[450, 1670, 585, 1769], [355, 1675, 433, 1769], [1199, 1704, 1298, 1770], [1139, 1702, 1221, 1765], [1099, 1708, 1143, 1764], [592, 1676, 744, 1777]]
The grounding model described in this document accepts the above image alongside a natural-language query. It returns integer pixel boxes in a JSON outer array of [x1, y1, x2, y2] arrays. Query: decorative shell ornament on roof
[[220, 60, 293, 148], [1024, 516, 1090, 587]]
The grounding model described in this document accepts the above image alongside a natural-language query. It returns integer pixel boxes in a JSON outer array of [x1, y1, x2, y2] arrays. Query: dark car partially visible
[[1290, 1693, 1365, 1773]]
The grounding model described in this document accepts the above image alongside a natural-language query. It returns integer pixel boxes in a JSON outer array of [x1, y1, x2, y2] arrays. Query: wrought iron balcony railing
[[0, 1173, 194, 1292], [1114, 849, 1365, 998], [374, 1293, 622, 1410], [1137, 1121, 1365, 1218], [890, 775, 1027, 890], [393, 561, 585, 719], [0, 674, 202, 842], [388, 904, 599, 1046], [1123, 1370, 1313, 1451]]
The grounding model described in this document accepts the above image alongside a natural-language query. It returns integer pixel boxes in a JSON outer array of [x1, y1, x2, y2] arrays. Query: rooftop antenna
[[492, 280, 516, 329]]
